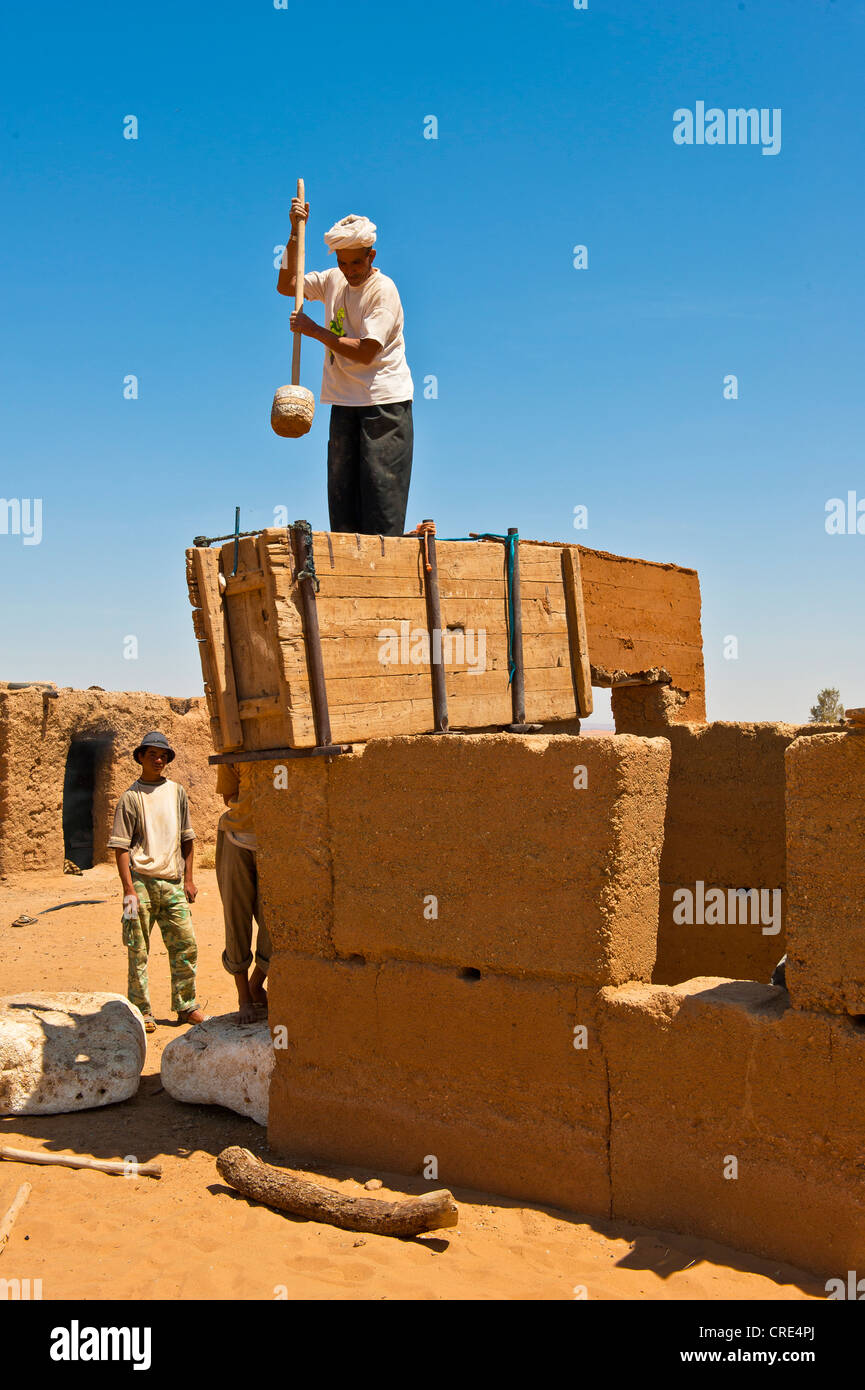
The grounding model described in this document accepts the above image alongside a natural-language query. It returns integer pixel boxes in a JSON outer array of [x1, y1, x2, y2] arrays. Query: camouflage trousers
[[123, 876, 198, 1016]]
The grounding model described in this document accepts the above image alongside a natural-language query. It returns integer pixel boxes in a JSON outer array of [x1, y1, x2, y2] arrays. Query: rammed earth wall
[[610, 691, 839, 988], [252, 726, 865, 1278], [0, 686, 222, 873], [251, 733, 670, 1213]]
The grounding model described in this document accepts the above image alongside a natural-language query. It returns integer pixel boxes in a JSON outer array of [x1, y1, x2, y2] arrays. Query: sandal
[[142, 1013, 156, 1034]]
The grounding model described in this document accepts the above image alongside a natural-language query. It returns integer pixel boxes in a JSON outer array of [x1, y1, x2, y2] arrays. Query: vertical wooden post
[[420, 519, 449, 732], [507, 527, 527, 728], [191, 548, 244, 751], [561, 545, 594, 718], [290, 522, 333, 749]]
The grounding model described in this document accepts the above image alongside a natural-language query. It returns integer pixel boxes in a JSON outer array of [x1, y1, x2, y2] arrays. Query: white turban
[[324, 214, 377, 253]]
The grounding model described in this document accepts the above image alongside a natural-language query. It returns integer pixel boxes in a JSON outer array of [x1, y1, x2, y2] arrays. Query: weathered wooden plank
[[293, 572, 570, 603], [213, 537, 294, 754], [256, 531, 308, 749], [315, 666, 576, 706], [295, 530, 507, 581], [270, 631, 567, 680], [224, 568, 265, 596], [561, 546, 593, 718], [239, 695, 284, 720], [191, 548, 243, 751], [310, 597, 565, 631]]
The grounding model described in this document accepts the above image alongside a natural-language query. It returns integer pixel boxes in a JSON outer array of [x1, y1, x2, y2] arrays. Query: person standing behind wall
[[277, 201, 414, 536], [215, 762, 271, 1024]]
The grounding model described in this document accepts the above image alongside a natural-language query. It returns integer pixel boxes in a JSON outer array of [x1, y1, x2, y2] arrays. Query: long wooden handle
[[0, 1145, 162, 1179], [291, 177, 305, 387]]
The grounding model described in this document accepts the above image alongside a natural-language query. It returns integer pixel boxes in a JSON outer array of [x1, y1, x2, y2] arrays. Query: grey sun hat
[[133, 730, 176, 764]]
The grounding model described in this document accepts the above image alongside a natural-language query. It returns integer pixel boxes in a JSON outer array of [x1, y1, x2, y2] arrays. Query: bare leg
[[249, 965, 268, 1009], [236, 967, 267, 1024], [235, 970, 256, 1024]]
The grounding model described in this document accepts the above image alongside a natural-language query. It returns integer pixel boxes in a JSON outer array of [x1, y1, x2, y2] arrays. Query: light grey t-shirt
[[108, 778, 195, 880]]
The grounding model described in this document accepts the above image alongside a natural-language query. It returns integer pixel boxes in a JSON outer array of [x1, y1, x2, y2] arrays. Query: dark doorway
[[62, 736, 114, 869]]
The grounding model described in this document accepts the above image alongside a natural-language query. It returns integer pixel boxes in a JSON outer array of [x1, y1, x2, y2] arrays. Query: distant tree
[[809, 688, 845, 723]]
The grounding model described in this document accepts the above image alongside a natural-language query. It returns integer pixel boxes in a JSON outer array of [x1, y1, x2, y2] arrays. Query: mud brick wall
[[251, 732, 671, 1215], [0, 687, 223, 873], [786, 731, 865, 1015], [599, 978, 865, 1278], [609, 708, 832, 987]]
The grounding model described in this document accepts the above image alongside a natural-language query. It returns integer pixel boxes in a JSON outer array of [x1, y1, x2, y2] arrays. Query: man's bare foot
[[237, 1000, 258, 1024]]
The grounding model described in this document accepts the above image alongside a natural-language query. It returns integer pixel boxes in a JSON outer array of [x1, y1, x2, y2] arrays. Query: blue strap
[[438, 532, 519, 684]]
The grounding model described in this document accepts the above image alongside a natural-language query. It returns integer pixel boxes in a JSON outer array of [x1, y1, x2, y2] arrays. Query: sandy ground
[[0, 865, 824, 1302]]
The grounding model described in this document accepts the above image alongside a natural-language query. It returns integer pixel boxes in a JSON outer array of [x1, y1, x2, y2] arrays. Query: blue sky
[[1, 0, 862, 725]]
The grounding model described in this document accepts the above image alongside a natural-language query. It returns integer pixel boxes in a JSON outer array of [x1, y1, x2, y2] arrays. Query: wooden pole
[[291, 177, 306, 387], [290, 521, 333, 749], [507, 529, 525, 725], [0, 1182, 31, 1254], [209, 745, 351, 764], [419, 520, 449, 732], [0, 1145, 162, 1179], [216, 1147, 459, 1237]]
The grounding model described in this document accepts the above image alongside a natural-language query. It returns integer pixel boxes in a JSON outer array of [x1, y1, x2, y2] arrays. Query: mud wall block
[[268, 953, 612, 1217], [251, 732, 671, 986], [786, 732, 865, 1015], [600, 978, 865, 1278], [649, 724, 816, 988]]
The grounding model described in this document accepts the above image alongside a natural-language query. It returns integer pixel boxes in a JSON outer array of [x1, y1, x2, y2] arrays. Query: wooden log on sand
[[0, 1182, 32, 1254], [216, 1146, 459, 1237], [0, 1145, 162, 1178]]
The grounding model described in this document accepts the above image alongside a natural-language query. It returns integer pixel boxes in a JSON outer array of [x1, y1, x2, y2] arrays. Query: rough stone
[[0, 991, 146, 1115], [161, 1013, 273, 1125]]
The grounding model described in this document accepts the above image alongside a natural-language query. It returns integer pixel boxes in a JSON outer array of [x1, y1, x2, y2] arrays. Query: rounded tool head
[[271, 384, 315, 438]]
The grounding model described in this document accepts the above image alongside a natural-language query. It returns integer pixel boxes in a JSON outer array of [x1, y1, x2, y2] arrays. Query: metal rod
[[507, 527, 526, 726], [193, 529, 259, 548], [420, 520, 449, 732], [232, 506, 240, 576], [290, 522, 333, 748]]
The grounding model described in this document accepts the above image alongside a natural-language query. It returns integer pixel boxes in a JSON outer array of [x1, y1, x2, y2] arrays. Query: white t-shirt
[[302, 267, 414, 407], [108, 778, 195, 880]]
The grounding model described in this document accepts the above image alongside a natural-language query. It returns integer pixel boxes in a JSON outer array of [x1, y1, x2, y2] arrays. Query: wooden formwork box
[[185, 528, 705, 753]]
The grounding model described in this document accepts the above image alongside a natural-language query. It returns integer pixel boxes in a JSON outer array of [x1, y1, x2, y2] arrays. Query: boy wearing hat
[[108, 731, 205, 1032], [277, 200, 414, 536]]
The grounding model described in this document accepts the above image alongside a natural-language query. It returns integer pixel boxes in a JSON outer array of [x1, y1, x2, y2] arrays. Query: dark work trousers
[[327, 401, 413, 536]]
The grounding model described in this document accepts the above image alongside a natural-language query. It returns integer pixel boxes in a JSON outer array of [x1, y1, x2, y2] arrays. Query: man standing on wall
[[277, 200, 414, 536]]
